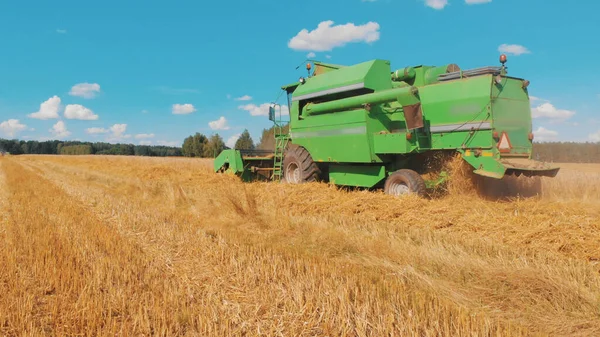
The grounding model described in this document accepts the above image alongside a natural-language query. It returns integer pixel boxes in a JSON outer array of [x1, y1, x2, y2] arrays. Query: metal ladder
[[270, 103, 289, 182], [272, 133, 289, 181]]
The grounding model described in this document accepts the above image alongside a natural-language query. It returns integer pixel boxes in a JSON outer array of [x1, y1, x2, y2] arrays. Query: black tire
[[384, 169, 427, 197], [282, 145, 321, 184]]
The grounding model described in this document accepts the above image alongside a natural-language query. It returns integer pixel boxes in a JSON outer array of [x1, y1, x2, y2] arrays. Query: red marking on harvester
[[497, 131, 512, 153]]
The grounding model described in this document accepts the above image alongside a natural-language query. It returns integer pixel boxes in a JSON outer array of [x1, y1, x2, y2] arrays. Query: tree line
[[0, 139, 182, 157], [532, 142, 600, 163], [2, 130, 600, 163], [181, 127, 282, 157]]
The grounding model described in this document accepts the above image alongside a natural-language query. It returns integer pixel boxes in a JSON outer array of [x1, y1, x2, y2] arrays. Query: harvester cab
[[214, 54, 560, 197]]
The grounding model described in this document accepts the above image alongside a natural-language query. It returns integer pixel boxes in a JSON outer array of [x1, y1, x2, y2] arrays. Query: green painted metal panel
[[291, 108, 371, 162], [430, 130, 494, 150], [366, 107, 414, 159], [460, 150, 507, 179], [292, 59, 393, 102], [292, 123, 373, 163], [373, 133, 409, 154], [419, 76, 492, 130], [304, 85, 418, 116], [291, 106, 385, 163], [328, 164, 386, 188], [213, 149, 273, 182], [491, 77, 533, 156], [213, 149, 244, 174], [293, 107, 367, 128], [423, 65, 460, 85]]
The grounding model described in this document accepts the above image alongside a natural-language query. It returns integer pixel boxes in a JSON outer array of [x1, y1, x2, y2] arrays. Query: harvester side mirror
[[268, 106, 275, 121]]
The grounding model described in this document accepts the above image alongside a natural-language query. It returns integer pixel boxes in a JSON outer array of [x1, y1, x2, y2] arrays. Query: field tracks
[[8, 158, 527, 336], [2, 155, 600, 336], [0, 159, 187, 335]]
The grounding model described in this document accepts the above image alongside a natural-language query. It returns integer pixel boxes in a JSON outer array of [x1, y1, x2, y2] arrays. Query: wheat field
[[0, 154, 599, 336]]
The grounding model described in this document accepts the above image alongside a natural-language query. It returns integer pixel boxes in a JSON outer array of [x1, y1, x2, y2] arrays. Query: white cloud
[[208, 116, 230, 130], [50, 121, 71, 138], [307, 52, 316, 58], [425, 0, 448, 9], [56, 29, 67, 34], [141, 109, 149, 114], [139, 140, 153, 146], [498, 44, 530, 56], [172, 103, 196, 115], [465, 0, 491, 4], [103, 123, 132, 143], [135, 133, 155, 139], [326, 55, 332, 59], [226, 133, 241, 148], [69, 83, 101, 99], [238, 103, 289, 117], [110, 124, 128, 137], [64, 104, 99, 120], [589, 130, 600, 142], [533, 126, 558, 142], [234, 95, 252, 101], [531, 102, 575, 121], [0, 119, 27, 137], [28, 95, 61, 120], [288, 20, 380, 52], [86, 127, 108, 134]]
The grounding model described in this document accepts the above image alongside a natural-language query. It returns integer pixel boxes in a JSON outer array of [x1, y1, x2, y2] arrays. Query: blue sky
[[0, 0, 599, 147]]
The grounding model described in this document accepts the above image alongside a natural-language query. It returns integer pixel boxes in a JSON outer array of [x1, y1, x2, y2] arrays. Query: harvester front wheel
[[283, 146, 321, 184], [384, 169, 427, 197]]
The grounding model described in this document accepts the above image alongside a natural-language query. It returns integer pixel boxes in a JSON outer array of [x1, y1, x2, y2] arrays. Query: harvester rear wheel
[[283, 145, 321, 184], [384, 169, 427, 197]]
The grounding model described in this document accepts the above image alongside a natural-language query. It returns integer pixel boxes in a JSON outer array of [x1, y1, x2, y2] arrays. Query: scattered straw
[[1, 155, 598, 336]]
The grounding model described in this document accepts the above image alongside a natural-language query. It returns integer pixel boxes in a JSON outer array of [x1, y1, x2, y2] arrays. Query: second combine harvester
[[214, 54, 560, 196]]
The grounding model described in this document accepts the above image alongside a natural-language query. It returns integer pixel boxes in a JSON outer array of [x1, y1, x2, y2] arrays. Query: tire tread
[[283, 145, 321, 183], [384, 169, 427, 197]]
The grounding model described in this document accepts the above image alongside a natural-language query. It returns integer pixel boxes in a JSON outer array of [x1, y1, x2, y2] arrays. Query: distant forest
[[0, 139, 182, 157], [532, 142, 600, 163], [1, 128, 599, 164]]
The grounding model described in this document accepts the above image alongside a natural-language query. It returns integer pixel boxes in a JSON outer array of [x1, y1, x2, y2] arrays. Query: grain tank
[[214, 55, 559, 196]]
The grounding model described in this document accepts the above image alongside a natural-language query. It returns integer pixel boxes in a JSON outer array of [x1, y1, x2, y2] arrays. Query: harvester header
[[214, 54, 559, 196]]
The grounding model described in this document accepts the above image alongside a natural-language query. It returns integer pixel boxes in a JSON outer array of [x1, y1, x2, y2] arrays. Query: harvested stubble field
[[0, 155, 599, 336]]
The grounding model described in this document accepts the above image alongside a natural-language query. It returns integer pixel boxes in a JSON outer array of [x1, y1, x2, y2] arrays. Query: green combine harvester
[[214, 54, 559, 196]]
